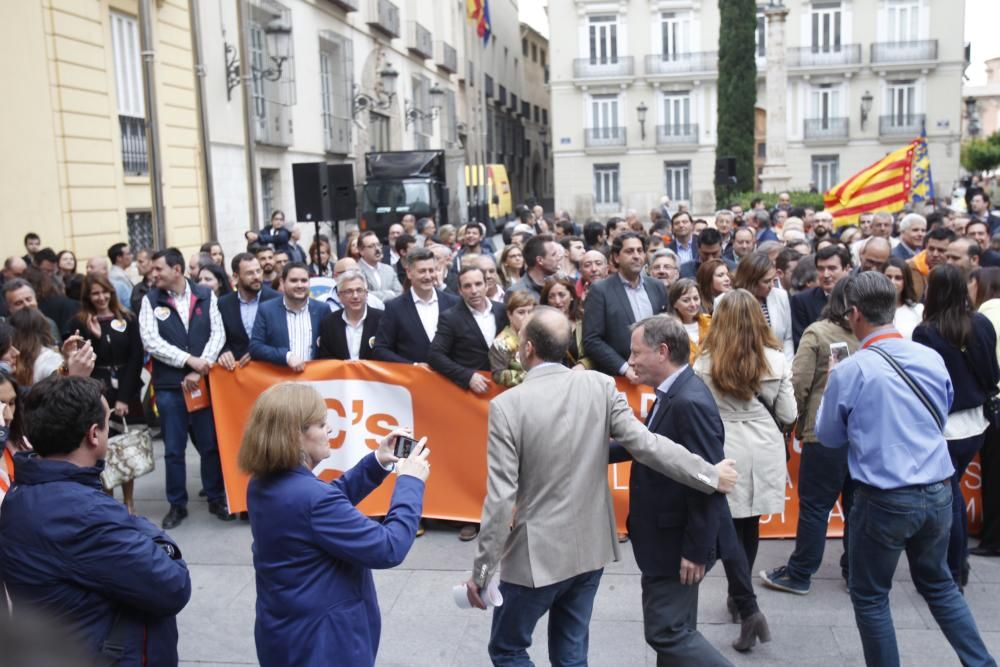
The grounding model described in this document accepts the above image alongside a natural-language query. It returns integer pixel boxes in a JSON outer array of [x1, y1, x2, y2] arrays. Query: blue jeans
[[849, 482, 996, 667], [488, 569, 603, 667], [156, 388, 226, 508], [947, 433, 985, 584], [786, 441, 854, 583]]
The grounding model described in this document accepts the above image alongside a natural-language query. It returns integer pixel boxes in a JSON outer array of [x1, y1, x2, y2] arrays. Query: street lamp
[[637, 102, 648, 140], [405, 82, 445, 129], [224, 17, 292, 102], [860, 90, 873, 130], [352, 63, 399, 117]]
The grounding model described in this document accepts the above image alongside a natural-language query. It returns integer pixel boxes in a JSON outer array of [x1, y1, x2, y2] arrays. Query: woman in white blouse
[[883, 257, 923, 339]]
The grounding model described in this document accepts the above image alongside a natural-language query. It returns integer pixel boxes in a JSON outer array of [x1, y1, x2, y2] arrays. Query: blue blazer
[[756, 227, 780, 243], [372, 289, 460, 364], [248, 454, 423, 667], [790, 286, 828, 350], [610, 369, 729, 574], [218, 286, 279, 359], [249, 297, 329, 366], [582, 275, 668, 375], [678, 256, 737, 279]]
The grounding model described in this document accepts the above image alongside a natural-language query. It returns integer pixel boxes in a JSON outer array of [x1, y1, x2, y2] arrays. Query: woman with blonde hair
[[694, 289, 796, 581], [240, 382, 430, 667]]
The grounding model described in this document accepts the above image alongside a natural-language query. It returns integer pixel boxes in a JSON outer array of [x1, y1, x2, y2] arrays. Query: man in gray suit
[[357, 231, 403, 302], [465, 307, 739, 666], [583, 232, 669, 380]]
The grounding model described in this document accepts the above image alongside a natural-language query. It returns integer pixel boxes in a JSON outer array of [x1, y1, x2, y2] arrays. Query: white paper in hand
[[452, 577, 503, 609]]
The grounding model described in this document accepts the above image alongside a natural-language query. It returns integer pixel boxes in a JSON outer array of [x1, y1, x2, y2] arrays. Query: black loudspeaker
[[714, 156, 737, 186], [292, 162, 330, 222], [292, 162, 357, 222], [327, 163, 356, 221]]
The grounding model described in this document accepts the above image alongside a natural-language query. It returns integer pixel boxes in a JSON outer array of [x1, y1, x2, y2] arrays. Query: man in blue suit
[[373, 247, 459, 365], [790, 244, 851, 349], [583, 232, 668, 379], [615, 315, 738, 664], [217, 252, 279, 370], [250, 262, 328, 370]]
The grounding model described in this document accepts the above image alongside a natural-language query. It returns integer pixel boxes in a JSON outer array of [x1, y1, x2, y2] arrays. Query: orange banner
[[210, 361, 982, 537]]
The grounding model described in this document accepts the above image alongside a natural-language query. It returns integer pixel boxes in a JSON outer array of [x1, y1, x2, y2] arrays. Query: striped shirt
[[284, 298, 314, 362]]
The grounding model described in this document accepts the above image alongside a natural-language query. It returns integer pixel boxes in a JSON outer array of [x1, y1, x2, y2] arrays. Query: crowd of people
[[2, 187, 1000, 665]]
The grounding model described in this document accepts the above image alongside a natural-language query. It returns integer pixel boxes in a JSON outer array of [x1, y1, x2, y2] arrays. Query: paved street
[[134, 444, 1000, 666]]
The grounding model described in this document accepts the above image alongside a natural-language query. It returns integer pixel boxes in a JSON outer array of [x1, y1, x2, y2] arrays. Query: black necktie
[[645, 389, 667, 426]]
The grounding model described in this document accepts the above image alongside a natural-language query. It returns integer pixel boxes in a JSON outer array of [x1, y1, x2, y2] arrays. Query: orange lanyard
[[0, 448, 13, 493], [862, 331, 903, 349]]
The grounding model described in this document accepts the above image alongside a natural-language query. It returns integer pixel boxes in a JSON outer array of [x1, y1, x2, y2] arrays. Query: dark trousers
[[488, 569, 602, 667], [640, 575, 733, 667], [947, 433, 985, 584], [978, 425, 1000, 548], [156, 388, 226, 508], [849, 483, 995, 667], [786, 441, 854, 582], [732, 516, 760, 570], [719, 518, 759, 620]]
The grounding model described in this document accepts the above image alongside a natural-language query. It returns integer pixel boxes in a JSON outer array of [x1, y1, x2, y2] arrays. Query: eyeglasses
[[340, 288, 367, 297]]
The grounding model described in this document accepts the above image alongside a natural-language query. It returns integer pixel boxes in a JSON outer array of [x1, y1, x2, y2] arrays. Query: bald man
[[86, 256, 109, 277], [856, 237, 892, 274]]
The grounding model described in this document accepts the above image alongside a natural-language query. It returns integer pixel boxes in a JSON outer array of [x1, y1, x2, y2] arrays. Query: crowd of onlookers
[[4, 177, 1000, 664]]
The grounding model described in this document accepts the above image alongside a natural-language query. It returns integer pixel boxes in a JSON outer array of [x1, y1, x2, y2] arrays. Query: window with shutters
[[319, 32, 353, 155], [664, 162, 691, 201], [594, 164, 620, 207], [110, 12, 147, 175]]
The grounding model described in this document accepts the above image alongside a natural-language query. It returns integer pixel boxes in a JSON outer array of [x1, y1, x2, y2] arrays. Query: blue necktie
[[646, 389, 668, 427]]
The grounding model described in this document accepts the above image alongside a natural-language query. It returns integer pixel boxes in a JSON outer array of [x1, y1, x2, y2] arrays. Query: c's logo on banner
[[302, 380, 414, 477]]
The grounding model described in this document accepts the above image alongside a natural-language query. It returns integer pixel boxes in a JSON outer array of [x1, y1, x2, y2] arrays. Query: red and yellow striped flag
[[824, 140, 918, 228]]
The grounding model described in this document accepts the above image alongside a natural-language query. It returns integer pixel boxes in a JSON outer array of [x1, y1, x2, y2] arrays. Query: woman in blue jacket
[[914, 264, 1000, 588], [239, 382, 430, 667]]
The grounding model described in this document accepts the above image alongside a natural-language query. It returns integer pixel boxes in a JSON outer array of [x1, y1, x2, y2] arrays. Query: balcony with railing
[[323, 113, 351, 154], [119, 115, 148, 176], [573, 56, 634, 80], [584, 127, 626, 150], [879, 113, 926, 138], [804, 117, 849, 142], [436, 41, 457, 73], [367, 0, 399, 38], [644, 52, 717, 77], [871, 40, 938, 65], [254, 100, 293, 146], [407, 21, 433, 59], [656, 124, 698, 147], [788, 44, 862, 69], [326, 0, 358, 11]]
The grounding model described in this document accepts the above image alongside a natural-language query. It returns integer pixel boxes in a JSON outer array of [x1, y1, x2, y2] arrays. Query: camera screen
[[394, 436, 419, 459]]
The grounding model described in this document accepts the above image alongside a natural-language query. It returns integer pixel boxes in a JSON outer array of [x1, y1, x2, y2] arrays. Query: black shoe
[[162, 506, 188, 529], [198, 489, 207, 498], [239, 511, 250, 522], [208, 501, 236, 522], [970, 545, 1000, 557]]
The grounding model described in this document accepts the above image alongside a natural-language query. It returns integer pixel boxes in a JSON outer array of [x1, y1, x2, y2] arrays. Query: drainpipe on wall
[[138, 0, 166, 249], [188, 0, 219, 242], [236, 0, 260, 230]]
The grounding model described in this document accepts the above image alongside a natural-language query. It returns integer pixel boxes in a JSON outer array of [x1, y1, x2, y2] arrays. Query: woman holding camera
[[239, 382, 430, 667]]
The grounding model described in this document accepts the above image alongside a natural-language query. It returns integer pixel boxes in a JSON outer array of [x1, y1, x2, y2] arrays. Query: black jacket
[[428, 301, 507, 388], [372, 289, 460, 364], [790, 286, 828, 350], [317, 308, 383, 361], [913, 313, 1000, 414], [582, 275, 668, 375], [217, 286, 280, 359]]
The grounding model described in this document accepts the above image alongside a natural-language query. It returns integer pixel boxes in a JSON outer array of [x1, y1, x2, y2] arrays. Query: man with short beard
[[217, 253, 279, 370], [253, 245, 277, 284]]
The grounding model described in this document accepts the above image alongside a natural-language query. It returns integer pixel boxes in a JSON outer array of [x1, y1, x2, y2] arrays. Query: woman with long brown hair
[[540, 276, 593, 369], [668, 278, 711, 364], [695, 259, 731, 315], [10, 308, 62, 387], [693, 290, 796, 577], [71, 273, 145, 512], [732, 251, 794, 363], [308, 238, 335, 277], [972, 267, 1000, 557]]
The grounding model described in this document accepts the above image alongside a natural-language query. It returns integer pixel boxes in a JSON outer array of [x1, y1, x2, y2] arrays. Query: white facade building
[[196, 0, 551, 257], [548, 0, 965, 219]]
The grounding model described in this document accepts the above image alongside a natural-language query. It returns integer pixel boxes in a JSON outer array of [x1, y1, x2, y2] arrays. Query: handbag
[[101, 418, 154, 490], [868, 345, 944, 432]]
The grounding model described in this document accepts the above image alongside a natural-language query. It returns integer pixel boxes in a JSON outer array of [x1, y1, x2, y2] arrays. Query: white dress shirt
[[468, 302, 497, 346], [284, 299, 314, 362], [343, 308, 367, 360], [412, 289, 440, 342]]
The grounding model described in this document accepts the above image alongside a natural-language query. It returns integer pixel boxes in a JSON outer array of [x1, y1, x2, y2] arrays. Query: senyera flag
[[208, 360, 981, 538], [824, 132, 934, 229]]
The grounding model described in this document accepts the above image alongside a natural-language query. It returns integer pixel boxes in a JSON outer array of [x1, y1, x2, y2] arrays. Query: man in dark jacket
[[0, 376, 191, 667]]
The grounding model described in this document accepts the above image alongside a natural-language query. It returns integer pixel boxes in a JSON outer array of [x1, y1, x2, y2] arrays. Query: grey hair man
[[714, 210, 735, 250], [892, 213, 927, 260], [467, 306, 739, 664], [814, 271, 994, 666], [852, 211, 897, 263]]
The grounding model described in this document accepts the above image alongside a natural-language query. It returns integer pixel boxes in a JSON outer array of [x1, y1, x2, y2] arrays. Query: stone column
[[759, 3, 792, 193]]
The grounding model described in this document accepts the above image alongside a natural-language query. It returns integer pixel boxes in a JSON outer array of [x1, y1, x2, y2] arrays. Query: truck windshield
[[362, 180, 432, 214]]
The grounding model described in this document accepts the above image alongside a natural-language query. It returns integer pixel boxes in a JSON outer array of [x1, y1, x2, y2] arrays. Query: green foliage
[[961, 131, 1000, 173], [716, 0, 758, 206], [728, 191, 827, 211]]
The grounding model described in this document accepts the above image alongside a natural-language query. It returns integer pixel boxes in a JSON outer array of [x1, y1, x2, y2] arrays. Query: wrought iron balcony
[[644, 52, 717, 76], [584, 127, 626, 148], [437, 41, 457, 73], [871, 40, 938, 64], [323, 114, 351, 154], [326, 0, 358, 11], [788, 44, 862, 68], [804, 117, 849, 141], [407, 21, 432, 59], [573, 56, 634, 79], [119, 115, 148, 176], [367, 0, 399, 38], [878, 113, 926, 137], [655, 124, 698, 145]]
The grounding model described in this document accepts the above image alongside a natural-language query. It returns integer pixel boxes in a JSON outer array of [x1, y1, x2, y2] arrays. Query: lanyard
[[862, 331, 903, 349]]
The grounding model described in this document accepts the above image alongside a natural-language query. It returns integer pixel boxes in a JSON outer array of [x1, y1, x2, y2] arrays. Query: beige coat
[[694, 347, 797, 518], [472, 365, 721, 589], [792, 320, 859, 443]]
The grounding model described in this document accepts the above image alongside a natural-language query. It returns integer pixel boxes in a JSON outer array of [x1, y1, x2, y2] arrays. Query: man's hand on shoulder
[[714, 458, 739, 493]]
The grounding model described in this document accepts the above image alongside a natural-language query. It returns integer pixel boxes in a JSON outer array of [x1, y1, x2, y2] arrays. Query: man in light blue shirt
[[815, 272, 994, 667]]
